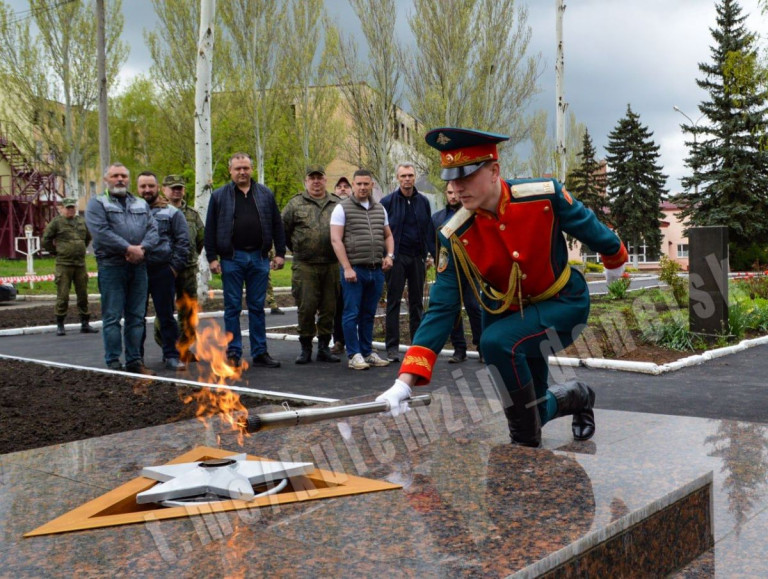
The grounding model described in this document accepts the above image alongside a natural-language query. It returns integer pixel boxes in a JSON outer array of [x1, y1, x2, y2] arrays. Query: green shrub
[[641, 312, 696, 351], [658, 255, 688, 307], [585, 261, 604, 273], [606, 274, 631, 299]]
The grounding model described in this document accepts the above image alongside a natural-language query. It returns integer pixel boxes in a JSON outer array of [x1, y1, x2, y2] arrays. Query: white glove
[[375, 379, 412, 417], [604, 263, 626, 284]]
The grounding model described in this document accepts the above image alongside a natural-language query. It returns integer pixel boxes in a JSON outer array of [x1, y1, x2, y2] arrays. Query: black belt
[[357, 263, 381, 270]]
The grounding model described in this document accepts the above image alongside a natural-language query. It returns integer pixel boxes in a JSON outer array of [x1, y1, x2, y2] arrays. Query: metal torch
[[240, 394, 432, 433]]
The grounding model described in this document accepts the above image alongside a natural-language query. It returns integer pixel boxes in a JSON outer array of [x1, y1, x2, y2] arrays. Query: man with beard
[[137, 171, 190, 371], [85, 163, 159, 374], [430, 182, 482, 363]]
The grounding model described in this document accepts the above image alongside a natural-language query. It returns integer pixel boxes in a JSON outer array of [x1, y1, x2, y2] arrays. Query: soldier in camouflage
[[281, 165, 340, 364], [160, 175, 205, 362], [42, 197, 99, 336]]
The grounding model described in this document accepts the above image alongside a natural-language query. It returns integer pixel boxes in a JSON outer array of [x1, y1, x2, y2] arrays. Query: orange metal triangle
[[26, 446, 400, 537]]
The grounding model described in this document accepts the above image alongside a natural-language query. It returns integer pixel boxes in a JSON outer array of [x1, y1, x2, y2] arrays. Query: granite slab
[[1, 384, 762, 577]]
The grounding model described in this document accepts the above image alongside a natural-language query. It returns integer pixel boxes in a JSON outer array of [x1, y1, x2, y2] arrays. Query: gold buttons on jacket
[[462, 239, 469, 245], [512, 251, 519, 258], [499, 224, 506, 231], [544, 206, 550, 212], [522, 273, 527, 280]]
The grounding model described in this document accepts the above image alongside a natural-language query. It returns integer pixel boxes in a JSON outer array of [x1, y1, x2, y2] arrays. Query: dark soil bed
[[0, 359, 198, 454]]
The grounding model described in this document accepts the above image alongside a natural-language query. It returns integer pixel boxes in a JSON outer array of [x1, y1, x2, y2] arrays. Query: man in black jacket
[[204, 153, 286, 369], [380, 163, 436, 362]]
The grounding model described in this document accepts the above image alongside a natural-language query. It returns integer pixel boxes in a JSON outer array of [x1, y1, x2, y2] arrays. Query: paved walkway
[[0, 304, 765, 423]]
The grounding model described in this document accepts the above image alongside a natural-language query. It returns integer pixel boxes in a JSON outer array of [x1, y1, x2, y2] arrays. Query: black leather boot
[[503, 381, 541, 447], [56, 315, 66, 336], [80, 315, 99, 334], [295, 336, 313, 364], [550, 381, 596, 441], [316, 335, 340, 362]]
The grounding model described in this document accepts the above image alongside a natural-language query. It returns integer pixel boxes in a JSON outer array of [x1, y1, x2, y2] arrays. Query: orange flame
[[176, 293, 250, 445]]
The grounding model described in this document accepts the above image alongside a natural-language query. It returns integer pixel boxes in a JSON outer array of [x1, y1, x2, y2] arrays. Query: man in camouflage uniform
[[281, 165, 340, 364], [160, 175, 205, 362], [42, 197, 99, 336]]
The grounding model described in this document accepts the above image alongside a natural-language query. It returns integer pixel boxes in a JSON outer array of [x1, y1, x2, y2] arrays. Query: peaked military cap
[[305, 165, 326, 177], [425, 127, 510, 180], [162, 174, 186, 187]]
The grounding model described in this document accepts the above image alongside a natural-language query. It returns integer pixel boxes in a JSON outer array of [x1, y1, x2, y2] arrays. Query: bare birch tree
[[0, 0, 126, 198], [327, 0, 402, 189], [195, 0, 215, 297]]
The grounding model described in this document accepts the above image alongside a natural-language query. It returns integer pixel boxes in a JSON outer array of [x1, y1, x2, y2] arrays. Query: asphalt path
[[2, 290, 767, 425]]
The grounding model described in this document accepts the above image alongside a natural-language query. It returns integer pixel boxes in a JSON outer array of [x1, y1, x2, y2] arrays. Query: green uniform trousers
[[291, 261, 339, 338], [54, 264, 90, 317]]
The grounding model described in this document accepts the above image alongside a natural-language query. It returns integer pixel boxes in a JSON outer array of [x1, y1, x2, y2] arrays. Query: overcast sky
[[6, 0, 766, 193]]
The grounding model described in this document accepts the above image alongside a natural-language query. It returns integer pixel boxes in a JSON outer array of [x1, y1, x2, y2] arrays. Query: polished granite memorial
[[1, 382, 765, 577]]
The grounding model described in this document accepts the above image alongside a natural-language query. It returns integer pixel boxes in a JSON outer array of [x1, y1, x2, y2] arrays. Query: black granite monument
[[688, 226, 729, 337]]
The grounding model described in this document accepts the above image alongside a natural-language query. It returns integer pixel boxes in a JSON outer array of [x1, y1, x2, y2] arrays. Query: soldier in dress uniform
[[377, 127, 628, 447]]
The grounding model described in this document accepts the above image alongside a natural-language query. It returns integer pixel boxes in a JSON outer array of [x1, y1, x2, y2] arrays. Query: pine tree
[[604, 105, 667, 265], [679, 0, 768, 250], [566, 129, 607, 222]]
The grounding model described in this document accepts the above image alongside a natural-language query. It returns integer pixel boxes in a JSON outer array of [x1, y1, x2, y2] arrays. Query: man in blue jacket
[[204, 153, 286, 369], [137, 171, 190, 371], [85, 163, 159, 375], [380, 163, 436, 362]]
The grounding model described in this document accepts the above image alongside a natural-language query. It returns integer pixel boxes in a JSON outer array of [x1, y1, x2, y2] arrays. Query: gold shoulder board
[[510, 182, 555, 199], [440, 207, 474, 238]]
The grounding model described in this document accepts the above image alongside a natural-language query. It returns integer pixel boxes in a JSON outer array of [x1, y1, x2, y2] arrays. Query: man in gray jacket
[[138, 171, 190, 371], [86, 163, 159, 375]]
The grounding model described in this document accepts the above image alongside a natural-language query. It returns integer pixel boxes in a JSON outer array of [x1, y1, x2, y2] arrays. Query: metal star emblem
[[136, 454, 315, 504]]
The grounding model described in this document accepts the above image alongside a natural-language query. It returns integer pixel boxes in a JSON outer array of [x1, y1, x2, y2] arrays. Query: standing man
[[138, 172, 190, 371], [282, 165, 340, 364], [204, 152, 286, 369], [376, 128, 628, 447], [431, 182, 482, 363], [330, 169, 395, 370], [42, 197, 98, 336], [380, 163, 436, 362], [86, 163, 159, 374], [161, 174, 205, 362], [330, 176, 352, 355]]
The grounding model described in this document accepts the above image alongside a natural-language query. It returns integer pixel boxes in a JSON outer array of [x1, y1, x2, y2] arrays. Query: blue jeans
[[340, 265, 384, 358], [221, 251, 270, 359], [98, 263, 148, 366], [142, 264, 180, 360]]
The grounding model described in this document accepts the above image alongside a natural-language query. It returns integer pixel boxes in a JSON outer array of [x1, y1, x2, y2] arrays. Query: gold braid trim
[[450, 235, 571, 316]]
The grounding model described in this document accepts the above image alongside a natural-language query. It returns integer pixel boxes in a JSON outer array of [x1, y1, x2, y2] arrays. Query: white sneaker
[[348, 353, 370, 370], [364, 352, 390, 367]]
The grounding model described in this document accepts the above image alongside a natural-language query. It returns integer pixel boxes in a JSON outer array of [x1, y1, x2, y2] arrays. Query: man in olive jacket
[[282, 165, 340, 364], [42, 197, 98, 335]]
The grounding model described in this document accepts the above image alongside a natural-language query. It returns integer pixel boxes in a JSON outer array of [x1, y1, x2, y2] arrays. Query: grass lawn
[[0, 257, 294, 295]]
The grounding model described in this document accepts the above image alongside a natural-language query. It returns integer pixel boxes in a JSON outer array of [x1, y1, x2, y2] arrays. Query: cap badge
[[436, 133, 451, 145]]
